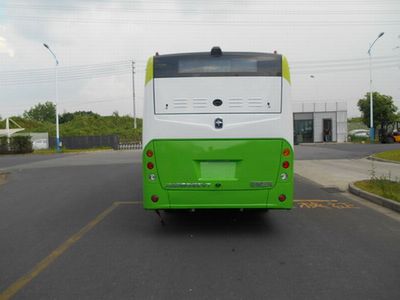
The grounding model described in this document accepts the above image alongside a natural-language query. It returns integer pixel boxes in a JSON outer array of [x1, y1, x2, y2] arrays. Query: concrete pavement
[[295, 158, 400, 191], [295, 143, 400, 191], [295, 143, 399, 160]]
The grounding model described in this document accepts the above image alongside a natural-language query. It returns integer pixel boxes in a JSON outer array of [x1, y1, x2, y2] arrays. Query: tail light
[[283, 148, 290, 156], [146, 150, 154, 157], [151, 195, 159, 202], [278, 194, 286, 202], [147, 162, 154, 169], [282, 161, 290, 169]]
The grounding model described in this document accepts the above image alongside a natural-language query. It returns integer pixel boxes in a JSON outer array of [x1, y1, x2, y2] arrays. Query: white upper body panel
[[154, 77, 282, 115], [143, 78, 292, 147]]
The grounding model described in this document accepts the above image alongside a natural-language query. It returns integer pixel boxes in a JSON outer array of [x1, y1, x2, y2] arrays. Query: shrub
[[348, 135, 369, 143], [0, 136, 8, 154], [0, 136, 33, 154]]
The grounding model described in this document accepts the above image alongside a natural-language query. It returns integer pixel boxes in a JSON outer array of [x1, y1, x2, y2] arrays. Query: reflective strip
[[145, 56, 154, 85], [282, 56, 291, 85]]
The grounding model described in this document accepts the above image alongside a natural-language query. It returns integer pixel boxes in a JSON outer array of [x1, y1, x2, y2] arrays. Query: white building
[[293, 102, 347, 143]]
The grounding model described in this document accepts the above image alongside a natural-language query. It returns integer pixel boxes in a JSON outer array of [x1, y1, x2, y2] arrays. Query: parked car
[[349, 129, 369, 137], [380, 130, 400, 144], [394, 131, 400, 143]]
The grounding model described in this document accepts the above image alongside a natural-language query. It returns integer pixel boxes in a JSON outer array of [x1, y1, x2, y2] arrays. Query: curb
[[349, 183, 400, 213], [367, 156, 400, 165]]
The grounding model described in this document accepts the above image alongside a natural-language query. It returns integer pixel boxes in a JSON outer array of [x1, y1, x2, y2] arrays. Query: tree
[[23, 101, 56, 123], [357, 92, 398, 131], [59, 111, 99, 124]]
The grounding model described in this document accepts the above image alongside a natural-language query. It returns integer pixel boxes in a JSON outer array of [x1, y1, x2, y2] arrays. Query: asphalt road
[[0, 153, 70, 169], [0, 149, 399, 299]]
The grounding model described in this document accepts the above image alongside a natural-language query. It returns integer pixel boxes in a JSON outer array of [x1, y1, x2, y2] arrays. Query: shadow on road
[[142, 209, 281, 236]]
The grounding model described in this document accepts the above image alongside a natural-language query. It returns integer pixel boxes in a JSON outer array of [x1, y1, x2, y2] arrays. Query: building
[[293, 102, 347, 143]]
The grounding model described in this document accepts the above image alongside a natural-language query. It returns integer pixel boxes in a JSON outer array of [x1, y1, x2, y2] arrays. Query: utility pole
[[43, 43, 61, 151], [132, 61, 137, 129], [367, 32, 384, 144]]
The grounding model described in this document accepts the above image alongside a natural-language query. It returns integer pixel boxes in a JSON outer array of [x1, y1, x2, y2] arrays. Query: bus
[[142, 47, 293, 210]]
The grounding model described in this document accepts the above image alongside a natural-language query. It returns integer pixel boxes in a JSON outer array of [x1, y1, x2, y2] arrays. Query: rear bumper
[[144, 188, 293, 210]]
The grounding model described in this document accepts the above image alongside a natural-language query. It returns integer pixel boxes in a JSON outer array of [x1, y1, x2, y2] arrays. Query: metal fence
[[118, 142, 142, 150], [49, 135, 120, 150]]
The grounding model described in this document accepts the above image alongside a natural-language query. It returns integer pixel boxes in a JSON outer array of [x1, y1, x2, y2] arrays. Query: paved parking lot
[[295, 143, 399, 160], [0, 148, 399, 299]]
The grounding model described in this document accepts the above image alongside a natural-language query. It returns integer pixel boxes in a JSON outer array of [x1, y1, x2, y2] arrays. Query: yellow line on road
[[294, 199, 358, 209], [0, 201, 139, 300]]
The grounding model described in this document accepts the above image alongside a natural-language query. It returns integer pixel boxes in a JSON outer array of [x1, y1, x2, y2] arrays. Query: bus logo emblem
[[215, 118, 223, 129]]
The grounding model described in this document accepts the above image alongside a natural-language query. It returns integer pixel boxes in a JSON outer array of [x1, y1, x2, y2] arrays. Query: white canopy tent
[[0, 118, 25, 137]]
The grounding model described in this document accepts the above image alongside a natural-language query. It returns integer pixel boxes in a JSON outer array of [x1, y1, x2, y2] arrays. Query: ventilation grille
[[248, 98, 263, 108], [168, 97, 276, 113], [173, 99, 188, 109], [193, 98, 208, 109]]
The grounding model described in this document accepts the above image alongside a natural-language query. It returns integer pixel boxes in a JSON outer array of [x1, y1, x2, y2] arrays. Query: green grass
[[373, 149, 400, 162], [355, 179, 400, 202], [348, 136, 370, 143], [33, 147, 113, 155]]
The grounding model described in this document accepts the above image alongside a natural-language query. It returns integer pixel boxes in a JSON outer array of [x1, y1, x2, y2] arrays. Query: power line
[[293, 63, 400, 74], [5, 0, 399, 6], [3, 97, 134, 110], [3, 4, 400, 15], [0, 61, 132, 85], [2, 56, 396, 75], [0, 60, 131, 76], [291, 55, 399, 65], [292, 59, 400, 69], [6, 15, 400, 26], [1, 56, 398, 86]]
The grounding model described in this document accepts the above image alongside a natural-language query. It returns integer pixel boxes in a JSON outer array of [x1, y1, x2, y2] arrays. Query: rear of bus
[[143, 48, 293, 210]]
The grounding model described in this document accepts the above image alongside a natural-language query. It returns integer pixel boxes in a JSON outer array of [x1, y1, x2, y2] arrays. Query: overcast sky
[[0, 0, 399, 119]]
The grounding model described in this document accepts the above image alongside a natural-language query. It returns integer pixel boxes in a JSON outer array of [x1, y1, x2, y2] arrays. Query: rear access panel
[[152, 139, 283, 207]]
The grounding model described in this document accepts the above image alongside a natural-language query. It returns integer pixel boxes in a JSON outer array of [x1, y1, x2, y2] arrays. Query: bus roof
[[153, 51, 282, 59]]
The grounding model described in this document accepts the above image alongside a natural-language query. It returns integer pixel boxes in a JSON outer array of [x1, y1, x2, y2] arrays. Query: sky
[[0, 0, 399, 119]]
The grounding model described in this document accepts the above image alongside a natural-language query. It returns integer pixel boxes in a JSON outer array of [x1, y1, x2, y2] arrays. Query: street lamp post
[[367, 32, 384, 143], [43, 43, 60, 151], [310, 75, 318, 101]]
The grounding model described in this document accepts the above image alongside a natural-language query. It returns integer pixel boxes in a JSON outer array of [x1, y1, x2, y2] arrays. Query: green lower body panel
[[143, 138, 294, 210]]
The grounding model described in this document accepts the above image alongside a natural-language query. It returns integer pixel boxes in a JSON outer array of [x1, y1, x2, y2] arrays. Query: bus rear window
[[154, 53, 282, 78], [179, 58, 257, 73]]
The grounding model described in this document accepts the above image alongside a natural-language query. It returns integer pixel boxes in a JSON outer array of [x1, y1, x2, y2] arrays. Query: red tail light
[[147, 162, 154, 169], [282, 161, 290, 169], [278, 194, 286, 202], [151, 195, 159, 202], [283, 148, 290, 156], [146, 150, 154, 157]]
